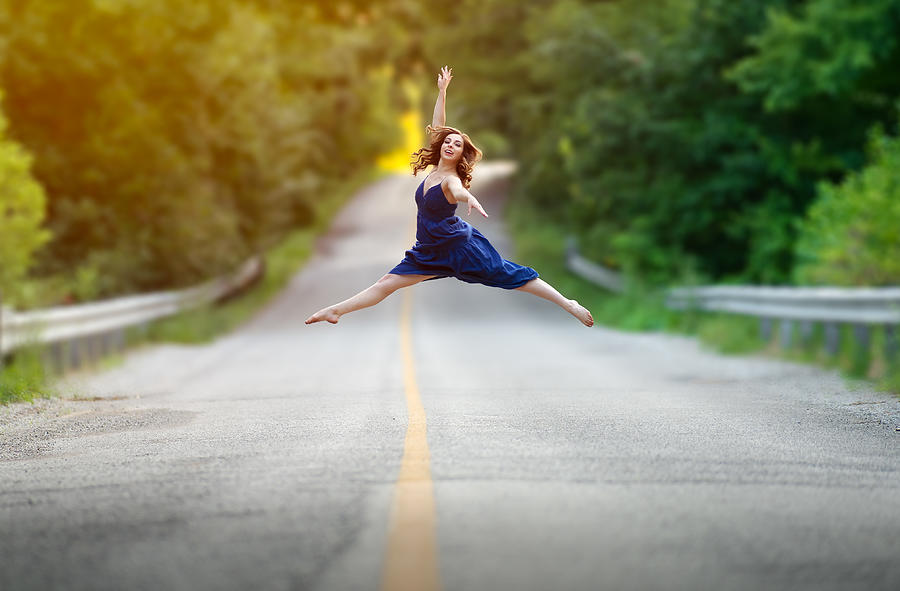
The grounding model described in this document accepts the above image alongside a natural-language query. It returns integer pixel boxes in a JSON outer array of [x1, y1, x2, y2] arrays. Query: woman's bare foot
[[568, 299, 594, 327], [305, 306, 341, 325]]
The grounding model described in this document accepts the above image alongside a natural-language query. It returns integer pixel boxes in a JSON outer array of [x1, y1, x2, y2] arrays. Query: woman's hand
[[432, 66, 451, 128], [467, 196, 489, 218], [437, 65, 453, 92]]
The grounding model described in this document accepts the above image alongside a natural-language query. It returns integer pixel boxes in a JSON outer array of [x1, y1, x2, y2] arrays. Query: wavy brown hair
[[410, 125, 483, 189]]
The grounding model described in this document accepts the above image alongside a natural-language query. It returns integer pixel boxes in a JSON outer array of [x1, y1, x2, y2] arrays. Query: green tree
[[421, 0, 900, 287], [0, 0, 413, 300], [423, 1, 795, 284], [559, 0, 794, 284], [728, 0, 900, 113], [0, 94, 51, 299], [793, 123, 900, 286]]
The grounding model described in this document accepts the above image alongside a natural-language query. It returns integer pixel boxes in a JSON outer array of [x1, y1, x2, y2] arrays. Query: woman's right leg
[[305, 273, 436, 324], [514, 277, 594, 327]]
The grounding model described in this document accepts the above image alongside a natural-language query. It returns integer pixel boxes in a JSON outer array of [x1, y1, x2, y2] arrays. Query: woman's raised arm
[[431, 66, 452, 128]]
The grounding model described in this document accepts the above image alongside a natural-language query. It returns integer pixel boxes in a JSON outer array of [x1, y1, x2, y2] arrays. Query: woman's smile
[[441, 133, 463, 160]]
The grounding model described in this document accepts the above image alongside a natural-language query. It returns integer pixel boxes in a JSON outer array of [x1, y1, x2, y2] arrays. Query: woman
[[305, 66, 593, 327]]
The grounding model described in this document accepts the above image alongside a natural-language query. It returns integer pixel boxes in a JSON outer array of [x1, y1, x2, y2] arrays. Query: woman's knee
[[375, 273, 402, 294]]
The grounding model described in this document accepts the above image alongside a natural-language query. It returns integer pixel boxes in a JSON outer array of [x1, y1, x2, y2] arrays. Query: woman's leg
[[514, 278, 594, 327], [305, 273, 436, 324]]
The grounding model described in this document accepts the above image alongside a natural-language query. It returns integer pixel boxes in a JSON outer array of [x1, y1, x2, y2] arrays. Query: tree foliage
[[422, 0, 900, 286], [0, 0, 411, 299], [0, 93, 51, 297], [728, 0, 900, 113], [793, 122, 900, 286]]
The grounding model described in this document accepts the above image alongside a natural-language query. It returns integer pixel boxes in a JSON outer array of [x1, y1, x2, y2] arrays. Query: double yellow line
[[381, 290, 441, 591]]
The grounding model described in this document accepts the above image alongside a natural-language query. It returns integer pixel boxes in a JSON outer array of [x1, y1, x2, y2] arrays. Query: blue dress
[[388, 176, 539, 289]]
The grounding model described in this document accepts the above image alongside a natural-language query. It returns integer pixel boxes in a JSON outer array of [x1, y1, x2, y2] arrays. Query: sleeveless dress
[[388, 175, 539, 289]]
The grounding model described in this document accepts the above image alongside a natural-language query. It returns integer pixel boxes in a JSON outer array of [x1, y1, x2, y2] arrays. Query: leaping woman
[[305, 66, 593, 327]]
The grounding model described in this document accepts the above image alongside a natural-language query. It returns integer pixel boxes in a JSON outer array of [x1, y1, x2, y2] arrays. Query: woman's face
[[440, 133, 464, 164]]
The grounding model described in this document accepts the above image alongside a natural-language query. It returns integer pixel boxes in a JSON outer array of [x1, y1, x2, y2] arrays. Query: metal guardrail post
[[824, 323, 840, 357], [780, 320, 793, 349], [853, 324, 871, 355], [886, 325, 899, 366], [759, 317, 772, 342], [799, 320, 814, 347]]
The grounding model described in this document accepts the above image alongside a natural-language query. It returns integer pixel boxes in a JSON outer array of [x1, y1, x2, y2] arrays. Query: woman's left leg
[[514, 277, 594, 327]]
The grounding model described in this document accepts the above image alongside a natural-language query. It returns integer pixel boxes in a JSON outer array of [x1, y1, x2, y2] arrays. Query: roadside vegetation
[[507, 199, 900, 396], [0, 167, 384, 405]]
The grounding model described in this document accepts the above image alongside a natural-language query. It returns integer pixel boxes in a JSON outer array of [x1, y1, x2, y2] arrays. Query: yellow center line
[[381, 289, 441, 591]]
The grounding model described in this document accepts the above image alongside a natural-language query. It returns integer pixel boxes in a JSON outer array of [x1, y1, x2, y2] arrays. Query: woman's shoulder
[[439, 174, 463, 204], [439, 173, 463, 186]]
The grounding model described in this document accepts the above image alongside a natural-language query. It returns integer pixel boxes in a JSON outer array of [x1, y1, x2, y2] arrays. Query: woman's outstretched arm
[[444, 176, 488, 218], [431, 65, 452, 128]]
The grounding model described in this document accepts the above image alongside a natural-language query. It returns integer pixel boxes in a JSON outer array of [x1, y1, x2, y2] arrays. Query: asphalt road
[[2, 164, 900, 591]]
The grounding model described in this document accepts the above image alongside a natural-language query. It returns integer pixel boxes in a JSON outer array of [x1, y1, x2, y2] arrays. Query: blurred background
[[3, 5, 900, 587], [1, 0, 899, 351]]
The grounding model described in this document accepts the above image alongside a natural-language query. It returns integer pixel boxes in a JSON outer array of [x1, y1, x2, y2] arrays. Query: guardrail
[[0, 255, 264, 372], [565, 237, 625, 294], [565, 237, 900, 362]]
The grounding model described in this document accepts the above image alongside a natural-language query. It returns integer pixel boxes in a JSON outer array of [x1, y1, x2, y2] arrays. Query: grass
[[0, 344, 53, 405], [0, 167, 386, 405], [506, 198, 900, 396]]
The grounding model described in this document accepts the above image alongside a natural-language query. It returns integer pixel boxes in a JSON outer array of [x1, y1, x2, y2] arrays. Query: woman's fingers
[[467, 201, 488, 218], [438, 66, 453, 89]]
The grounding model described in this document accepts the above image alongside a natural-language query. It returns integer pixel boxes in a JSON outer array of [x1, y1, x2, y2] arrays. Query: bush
[[0, 95, 51, 304], [794, 123, 900, 286]]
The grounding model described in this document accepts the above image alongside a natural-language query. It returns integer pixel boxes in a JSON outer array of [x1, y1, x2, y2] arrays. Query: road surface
[[2, 164, 900, 591]]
